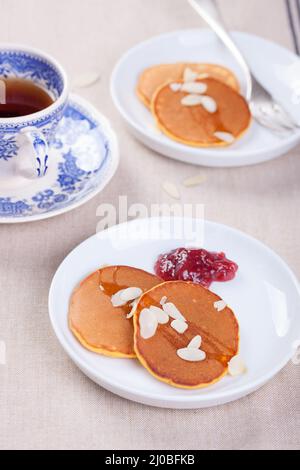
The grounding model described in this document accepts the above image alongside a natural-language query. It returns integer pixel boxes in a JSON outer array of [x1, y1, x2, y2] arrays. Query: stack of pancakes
[[69, 265, 240, 389], [136, 63, 251, 147]]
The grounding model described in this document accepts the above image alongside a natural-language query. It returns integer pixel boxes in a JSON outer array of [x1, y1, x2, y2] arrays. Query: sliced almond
[[120, 287, 143, 302], [163, 302, 186, 322], [169, 82, 182, 92], [214, 131, 235, 144], [111, 291, 127, 307], [171, 319, 188, 334], [181, 82, 207, 94], [111, 287, 142, 307], [200, 95, 218, 113], [197, 73, 210, 80], [181, 94, 203, 106], [162, 181, 180, 200], [139, 308, 158, 339], [188, 335, 202, 350], [126, 299, 139, 319], [149, 306, 169, 325], [214, 300, 227, 312], [228, 355, 247, 376], [183, 67, 199, 83], [99, 284, 105, 292], [160, 296, 168, 306], [177, 347, 206, 362], [183, 174, 207, 188], [73, 71, 101, 89]]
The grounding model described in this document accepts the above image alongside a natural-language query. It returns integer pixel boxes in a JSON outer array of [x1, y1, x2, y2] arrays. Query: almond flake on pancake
[[183, 67, 199, 83], [149, 306, 169, 324], [169, 82, 182, 92], [200, 95, 218, 113], [177, 335, 206, 362], [162, 181, 181, 200], [160, 296, 168, 306], [214, 300, 227, 312], [120, 287, 143, 302], [197, 73, 210, 80], [126, 299, 139, 319], [181, 94, 203, 106], [214, 131, 235, 143], [177, 347, 206, 362], [163, 302, 186, 322], [181, 82, 207, 94], [228, 355, 247, 376], [111, 291, 128, 307], [187, 335, 202, 350], [171, 319, 188, 334], [139, 308, 158, 339], [111, 287, 142, 307]]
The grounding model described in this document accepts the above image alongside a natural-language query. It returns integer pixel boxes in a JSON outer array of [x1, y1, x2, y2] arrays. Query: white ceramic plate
[[0, 94, 119, 223], [111, 29, 300, 167], [49, 217, 300, 409]]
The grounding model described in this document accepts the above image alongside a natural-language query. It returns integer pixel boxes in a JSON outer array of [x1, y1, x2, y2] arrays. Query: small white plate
[[111, 29, 300, 167], [49, 217, 300, 409], [0, 94, 119, 223]]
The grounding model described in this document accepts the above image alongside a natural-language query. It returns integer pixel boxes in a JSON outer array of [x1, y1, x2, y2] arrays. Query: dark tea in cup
[[0, 77, 54, 118], [0, 45, 68, 179]]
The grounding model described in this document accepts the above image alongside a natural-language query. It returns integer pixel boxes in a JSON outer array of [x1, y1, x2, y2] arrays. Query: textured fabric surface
[[0, 0, 299, 450]]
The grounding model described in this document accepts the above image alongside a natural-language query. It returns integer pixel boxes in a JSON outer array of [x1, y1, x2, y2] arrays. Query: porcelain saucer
[[0, 94, 119, 223]]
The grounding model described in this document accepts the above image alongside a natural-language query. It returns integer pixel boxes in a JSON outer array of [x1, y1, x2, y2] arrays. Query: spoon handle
[[188, 0, 252, 100]]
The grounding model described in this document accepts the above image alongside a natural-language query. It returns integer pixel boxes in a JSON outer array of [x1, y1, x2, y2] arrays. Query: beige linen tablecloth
[[0, 0, 299, 450]]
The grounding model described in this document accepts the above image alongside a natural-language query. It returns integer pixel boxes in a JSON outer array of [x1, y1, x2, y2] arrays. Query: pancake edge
[[68, 265, 161, 360], [70, 319, 136, 359], [136, 62, 240, 110]]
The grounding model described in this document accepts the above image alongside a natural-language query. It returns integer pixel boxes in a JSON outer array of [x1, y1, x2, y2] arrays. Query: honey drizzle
[[98, 267, 129, 295], [98, 267, 132, 315], [98, 272, 237, 367], [141, 296, 236, 367]]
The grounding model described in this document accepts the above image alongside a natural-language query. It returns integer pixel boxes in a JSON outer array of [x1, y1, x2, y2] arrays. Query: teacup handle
[[18, 127, 49, 178]]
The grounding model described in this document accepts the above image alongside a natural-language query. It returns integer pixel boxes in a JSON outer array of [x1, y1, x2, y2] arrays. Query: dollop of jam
[[154, 248, 238, 288]]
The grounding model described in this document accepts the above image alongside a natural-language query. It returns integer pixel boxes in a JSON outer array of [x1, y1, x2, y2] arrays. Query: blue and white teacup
[[0, 45, 69, 178]]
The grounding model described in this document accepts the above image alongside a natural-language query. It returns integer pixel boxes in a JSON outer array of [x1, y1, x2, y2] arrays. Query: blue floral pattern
[[0, 133, 18, 160], [32, 190, 68, 210], [0, 198, 31, 217], [0, 97, 116, 220], [0, 49, 67, 162], [57, 151, 87, 193], [0, 50, 64, 97]]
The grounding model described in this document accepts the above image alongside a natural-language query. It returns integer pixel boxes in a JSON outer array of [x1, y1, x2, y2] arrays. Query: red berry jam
[[154, 248, 238, 288]]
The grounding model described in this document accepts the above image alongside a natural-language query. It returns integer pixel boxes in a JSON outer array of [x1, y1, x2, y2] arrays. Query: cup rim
[[0, 43, 69, 125]]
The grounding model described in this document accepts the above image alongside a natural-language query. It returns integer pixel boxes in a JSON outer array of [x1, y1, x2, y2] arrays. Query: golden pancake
[[151, 78, 251, 147], [69, 266, 161, 358], [133, 281, 239, 389], [137, 63, 240, 108]]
